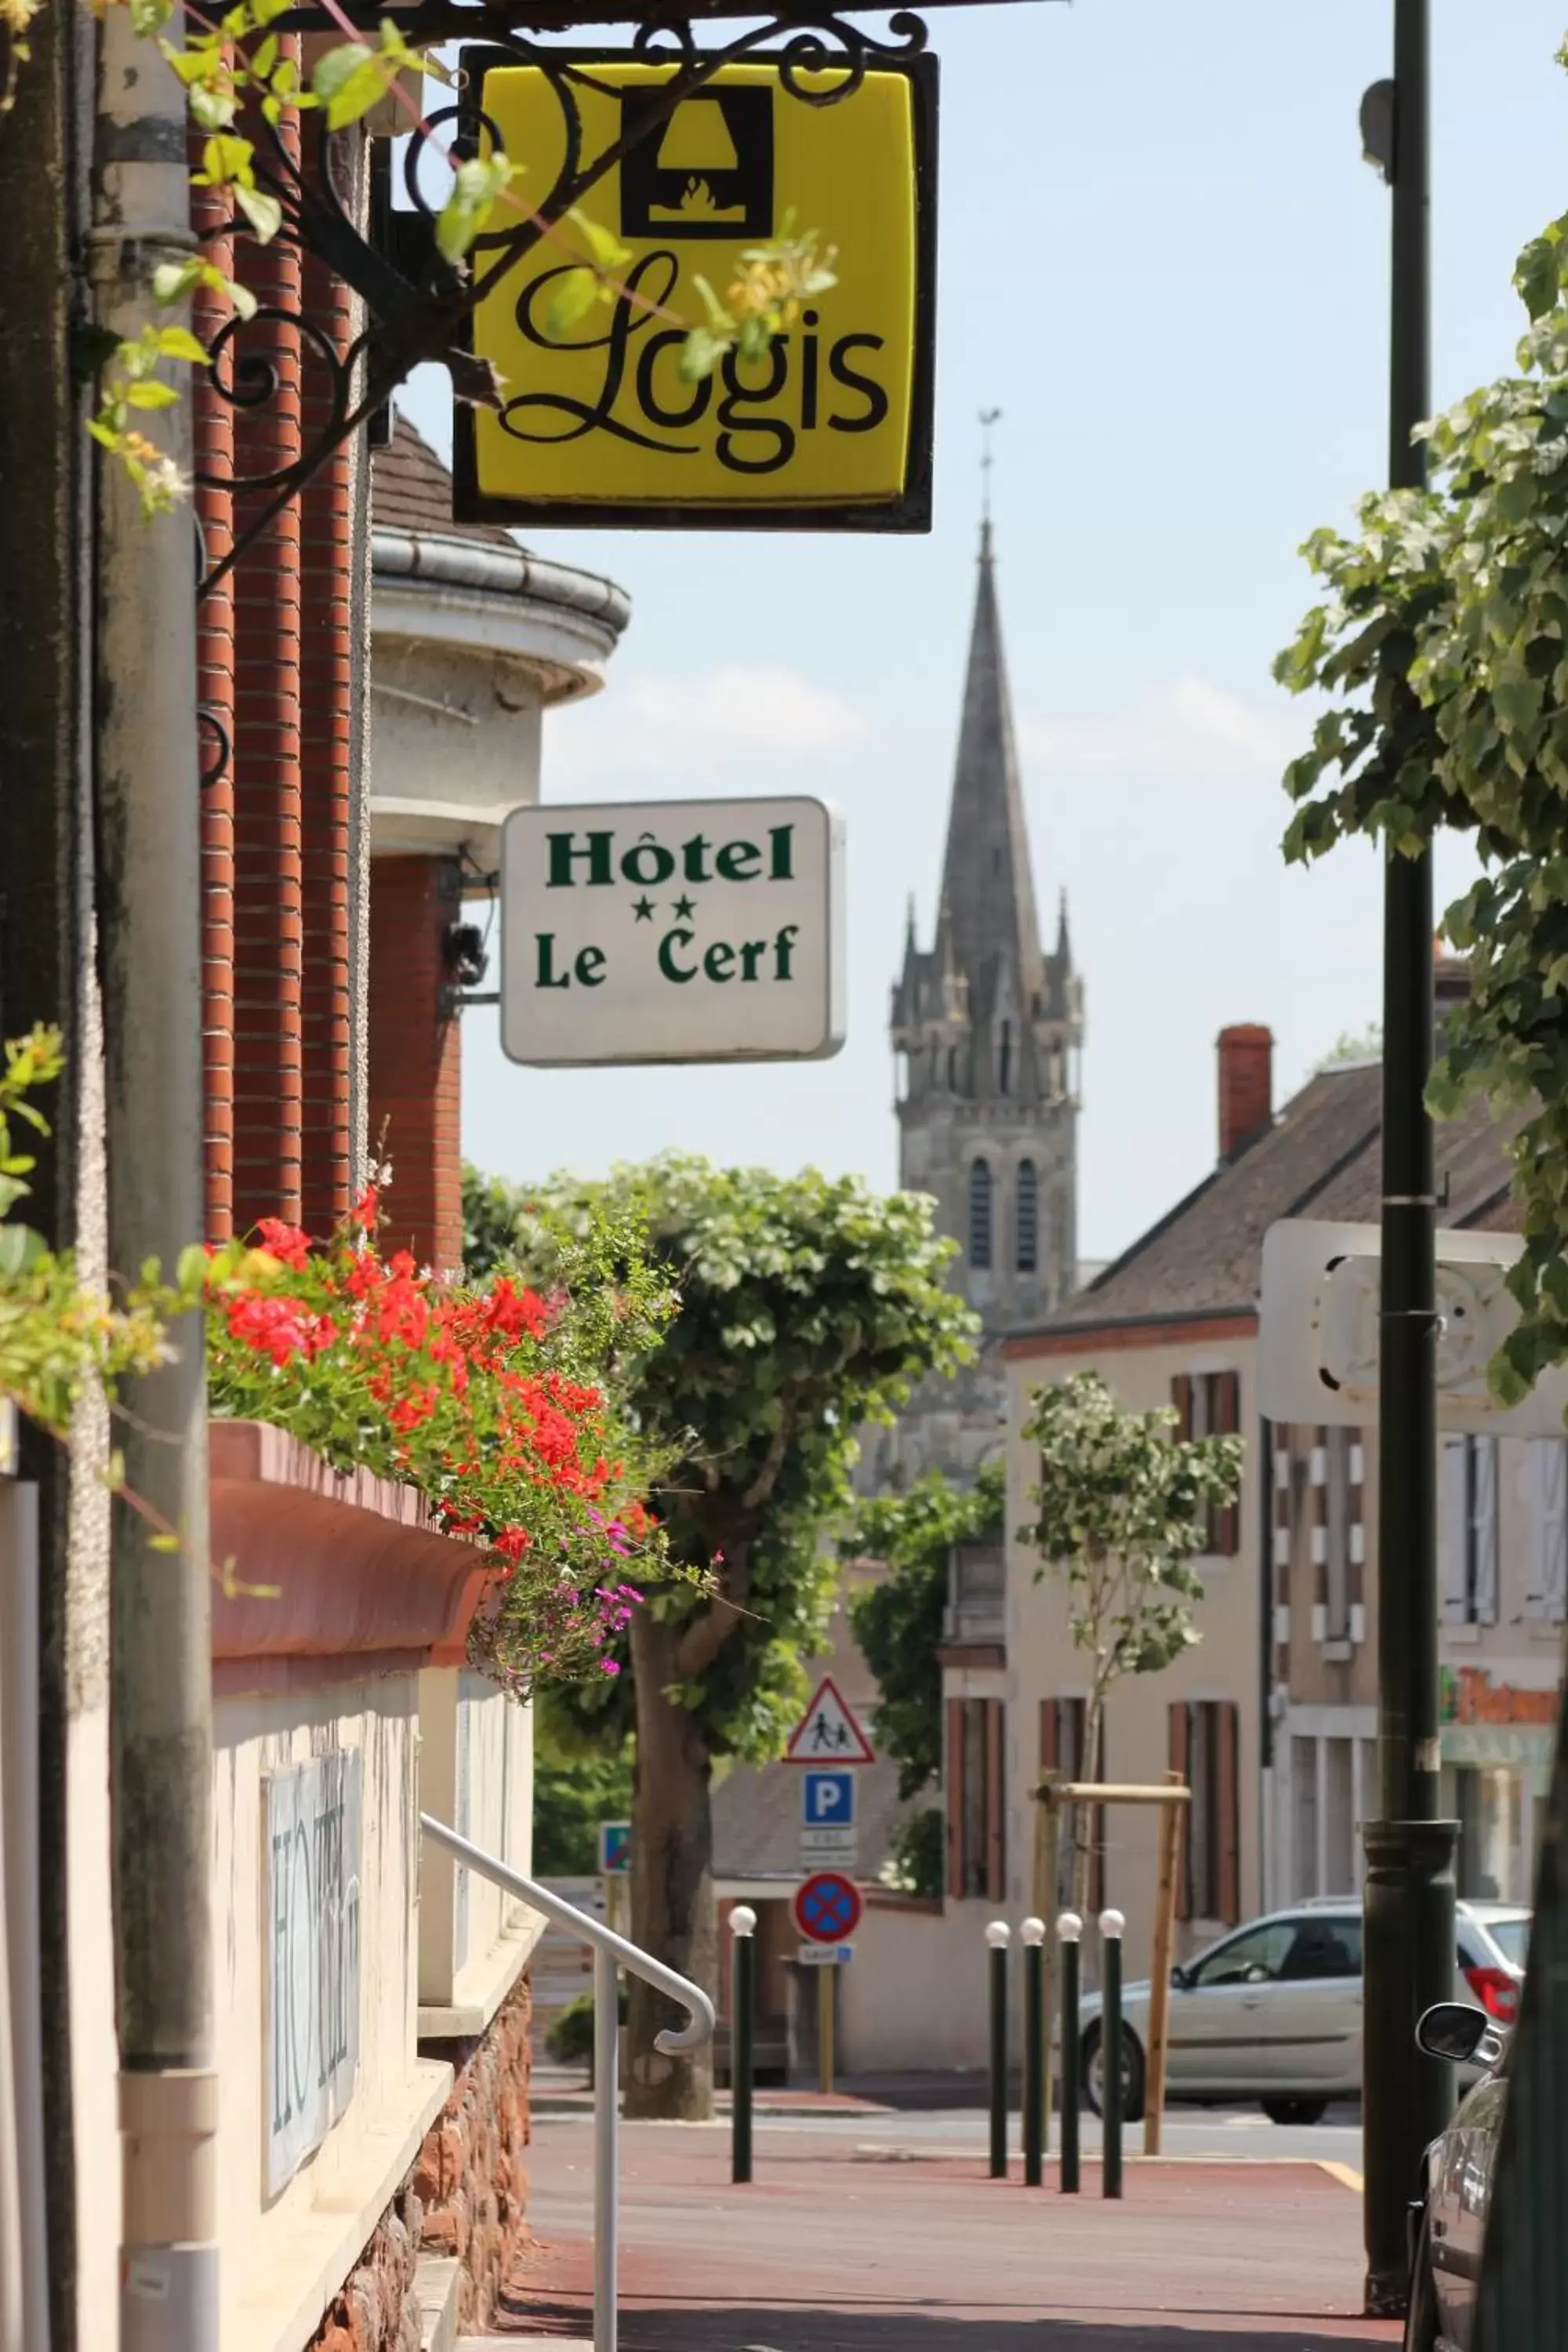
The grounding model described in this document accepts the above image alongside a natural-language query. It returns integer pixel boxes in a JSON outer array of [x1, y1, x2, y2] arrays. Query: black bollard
[[1101, 1907, 1124, 2200], [1022, 1916, 1045, 2185], [1058, 1909, 1082, 2194], [986, 1919, 1011, 2180], [731, 1904, 756, 2184]]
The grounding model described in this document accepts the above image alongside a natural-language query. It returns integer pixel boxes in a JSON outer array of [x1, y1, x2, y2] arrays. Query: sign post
[[793, 1869, 862, 2095]]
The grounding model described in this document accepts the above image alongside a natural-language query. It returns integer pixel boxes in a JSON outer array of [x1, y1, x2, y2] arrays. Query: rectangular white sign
[[500, 797, 845, 1066], [800, 1827, 859, 1860], [797, 1943, 855, 1965], [266, 1751, 362, 2196]]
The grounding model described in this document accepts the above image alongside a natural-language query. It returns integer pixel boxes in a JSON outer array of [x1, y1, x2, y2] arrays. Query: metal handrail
[[419, 1812, 714, 2352]]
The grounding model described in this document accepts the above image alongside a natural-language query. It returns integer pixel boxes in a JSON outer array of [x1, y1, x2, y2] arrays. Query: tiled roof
[[1023, 1058, 1521, 1341], [371, 412, 517, 550]]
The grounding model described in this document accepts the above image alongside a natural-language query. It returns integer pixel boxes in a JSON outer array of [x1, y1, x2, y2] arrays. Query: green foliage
[[1312, 1025, 1383, 1073], [1276, 117, 1568, 1413], [1, 1028, 191, 1436], [844, 1461, 1005, 1802], [880, 1805, 945, 1900], [544, 1980, 627, 2068], [1020, 1369, 1241, 1751], [466, 1155, 977, 1764], [531, 1693, 634, 1875]]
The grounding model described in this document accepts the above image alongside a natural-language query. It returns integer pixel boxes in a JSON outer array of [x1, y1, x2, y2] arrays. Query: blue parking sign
[[801, 1770, 856, 1830], [598, 1820, 630, 1875]]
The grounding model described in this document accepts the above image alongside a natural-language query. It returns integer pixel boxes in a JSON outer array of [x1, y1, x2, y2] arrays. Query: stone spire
[[935, 521, 1045, 1033]]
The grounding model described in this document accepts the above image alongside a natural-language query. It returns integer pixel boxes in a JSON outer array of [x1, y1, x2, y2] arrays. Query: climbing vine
[[1276, 69, 1568, 1410]]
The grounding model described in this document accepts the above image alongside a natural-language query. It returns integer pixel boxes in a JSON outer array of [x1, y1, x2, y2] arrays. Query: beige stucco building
[[991, 1003, 1558, 1984]]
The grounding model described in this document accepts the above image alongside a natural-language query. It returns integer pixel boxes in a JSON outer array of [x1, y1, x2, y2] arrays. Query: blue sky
[[401, 1, 1568, 1265]]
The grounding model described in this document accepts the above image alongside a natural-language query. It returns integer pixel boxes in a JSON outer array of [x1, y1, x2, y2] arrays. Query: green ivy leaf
[[435, 152, 514, 266], [545, 267, 601, 337]]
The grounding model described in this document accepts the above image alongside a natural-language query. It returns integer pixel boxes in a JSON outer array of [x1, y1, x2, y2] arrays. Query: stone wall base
[[303, 1969, 532, 2350], [415, 1969, 533, 2334]]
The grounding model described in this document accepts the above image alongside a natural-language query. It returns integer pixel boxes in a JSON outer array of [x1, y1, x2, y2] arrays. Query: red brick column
[[192, 159, 236, 1241], [231, 49, 305, 1231], [368, 855, 463, 1272], [298, 239, 355, 1236]]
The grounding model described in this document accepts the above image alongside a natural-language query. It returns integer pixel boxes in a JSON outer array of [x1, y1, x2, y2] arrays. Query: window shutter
[[1473, 1439, 1500, 1625], [1171, 1374, 1194, 1443], [946, 1697, 965, 1900], [1216, 1370, 1241, 1436], [1218, 1704, 1241, 1926], [1537, 1443, 1568, 1623], [985, 1700, 1006, 1904], [1439, 1436, 1470, 1623], [1169, 1704, 1191, 1921]]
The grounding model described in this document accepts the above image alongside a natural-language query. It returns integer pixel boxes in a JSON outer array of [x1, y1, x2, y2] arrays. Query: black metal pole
[[1060, 1917, 1081, 2194], [988, 1924, 1009, 2180], [731, 1907, 755, 2185], [1023, 1921, 1044, 2187], [1101, 1916, 1123, 2201], [1362, 0, 1458, 2316]]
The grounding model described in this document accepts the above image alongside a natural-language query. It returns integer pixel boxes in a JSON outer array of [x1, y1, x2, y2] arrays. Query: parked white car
[[1074, 1898, 1529, 2125]]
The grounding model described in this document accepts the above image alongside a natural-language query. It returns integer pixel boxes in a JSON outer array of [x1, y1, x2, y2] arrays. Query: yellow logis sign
[[459, 56, 935, 529]]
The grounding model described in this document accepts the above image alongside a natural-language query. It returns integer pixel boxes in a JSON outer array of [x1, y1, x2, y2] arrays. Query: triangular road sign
[[785, 1675, 875, 1765]]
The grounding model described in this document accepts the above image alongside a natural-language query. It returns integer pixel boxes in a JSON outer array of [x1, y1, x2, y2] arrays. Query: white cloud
[[547, 662, 872, 795], [1020, 672, 1305, 786]]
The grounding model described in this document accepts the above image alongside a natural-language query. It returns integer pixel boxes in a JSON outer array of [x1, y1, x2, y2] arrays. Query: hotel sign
[[266, 1751, 362, 2195], [499, 796, 844, 1065], [456, 53, 936, 531]]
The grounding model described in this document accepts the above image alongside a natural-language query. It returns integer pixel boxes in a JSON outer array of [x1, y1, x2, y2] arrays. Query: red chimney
[[1218, 1025, 1274, 1161]]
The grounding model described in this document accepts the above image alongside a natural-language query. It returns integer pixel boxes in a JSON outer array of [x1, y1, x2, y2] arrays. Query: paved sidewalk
[[486, 2118, 1402, 2350]]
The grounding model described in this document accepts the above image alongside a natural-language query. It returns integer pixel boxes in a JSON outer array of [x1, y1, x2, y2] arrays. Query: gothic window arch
[[998, 1019, 1012, 1097], [1016, 1159, 1038, 1273], [968, 1160, 994, 1269]]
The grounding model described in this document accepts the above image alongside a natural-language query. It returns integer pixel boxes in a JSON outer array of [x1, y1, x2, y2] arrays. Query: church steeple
[[936, 519, 1045, 1041], [888, 450, 1083, 1342]]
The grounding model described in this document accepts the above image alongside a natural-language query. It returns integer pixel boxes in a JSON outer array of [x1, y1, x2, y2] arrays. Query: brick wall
[[367, 855, 463, 1272], [416, 1972, 533, 2333], [301, 1973, 532, 2352]]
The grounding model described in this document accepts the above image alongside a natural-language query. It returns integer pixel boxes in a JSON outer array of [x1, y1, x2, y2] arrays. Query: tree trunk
[[1071, 1685, 1109, 1923], [625, 1608, 717, 2119]]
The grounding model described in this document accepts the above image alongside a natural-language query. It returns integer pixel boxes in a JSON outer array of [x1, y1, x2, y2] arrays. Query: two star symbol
[[633, 895, 696, 921]]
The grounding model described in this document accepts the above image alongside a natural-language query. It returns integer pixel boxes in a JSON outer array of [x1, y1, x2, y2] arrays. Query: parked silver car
[[1403, 2000, 1510, 2351], [1076, 1898, 1528, 2125]]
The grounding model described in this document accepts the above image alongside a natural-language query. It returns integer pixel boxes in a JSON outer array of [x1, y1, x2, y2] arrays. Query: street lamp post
[[1359, 0, 1459, 2315]]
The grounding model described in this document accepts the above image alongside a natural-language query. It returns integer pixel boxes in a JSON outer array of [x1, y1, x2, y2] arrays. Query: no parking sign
[[793, 1870, 862, 1947]]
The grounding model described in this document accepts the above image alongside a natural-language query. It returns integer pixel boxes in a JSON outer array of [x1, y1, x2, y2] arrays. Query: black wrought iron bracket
[[194, 0, 942, 599]]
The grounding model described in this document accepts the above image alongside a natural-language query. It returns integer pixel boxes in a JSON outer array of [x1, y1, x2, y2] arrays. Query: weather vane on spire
[[979, 407, 1002, 523]]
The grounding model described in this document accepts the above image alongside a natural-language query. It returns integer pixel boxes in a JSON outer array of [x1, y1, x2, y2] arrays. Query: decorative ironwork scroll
[[193, 3, 931, 597]]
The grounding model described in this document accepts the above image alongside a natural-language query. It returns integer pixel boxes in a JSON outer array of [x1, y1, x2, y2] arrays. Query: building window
[[1015, 1159, 1038, 1273], [1527, 1440, 1568, 1622], [998, 1019, 1012, 1097], [1171, 1371, 1241, 1555], [1170, 1700, 1240, 1922], [1441, 1434, 1499, 1625], [967, 1160, 993, 1269], [946, 1697, 1004, 1900], [1040, 1697, 1105, 1911]]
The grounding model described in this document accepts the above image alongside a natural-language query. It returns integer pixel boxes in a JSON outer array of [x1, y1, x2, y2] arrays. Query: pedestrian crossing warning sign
[[455, 50, 937, 532], [785, 1675, 875, 1765]]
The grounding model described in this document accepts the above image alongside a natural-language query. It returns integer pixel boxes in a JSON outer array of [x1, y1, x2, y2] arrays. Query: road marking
[[1318, 2160, 1364, 2192]]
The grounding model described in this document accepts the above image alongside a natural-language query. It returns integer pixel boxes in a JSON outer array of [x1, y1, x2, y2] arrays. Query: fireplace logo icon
[[619, 88, 774, 241]]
